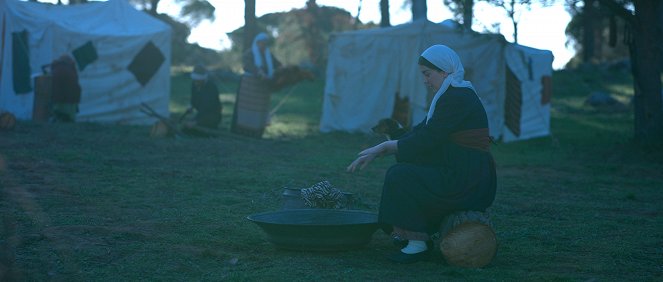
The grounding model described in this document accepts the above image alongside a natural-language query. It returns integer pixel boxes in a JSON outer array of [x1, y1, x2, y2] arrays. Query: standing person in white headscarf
[[232, 32, 285, 137], [347, 45, 496, 264], [242, 32, 282, 80]]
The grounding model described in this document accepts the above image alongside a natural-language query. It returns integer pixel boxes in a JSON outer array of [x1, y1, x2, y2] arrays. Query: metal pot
[[247, 209, 379, 251]]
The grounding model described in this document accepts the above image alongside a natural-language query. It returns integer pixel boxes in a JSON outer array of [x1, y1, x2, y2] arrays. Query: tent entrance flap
[[505, 65, 522, 137]]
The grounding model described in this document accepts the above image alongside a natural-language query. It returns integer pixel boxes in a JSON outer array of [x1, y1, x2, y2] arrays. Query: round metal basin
[[247, 209, 380, 251]]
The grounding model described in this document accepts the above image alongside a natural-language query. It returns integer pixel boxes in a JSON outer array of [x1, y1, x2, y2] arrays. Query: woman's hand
[[346, 141, 398, 172], [257, 69, 267, 80]]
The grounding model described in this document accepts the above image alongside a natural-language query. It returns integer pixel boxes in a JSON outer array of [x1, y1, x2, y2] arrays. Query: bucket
[[282, 188, 307, 209]]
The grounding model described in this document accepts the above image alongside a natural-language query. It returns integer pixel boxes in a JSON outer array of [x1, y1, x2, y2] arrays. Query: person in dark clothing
[[347, 45, 497, 264], [51, 55, 81, 122], [183, 65, 221, 136]]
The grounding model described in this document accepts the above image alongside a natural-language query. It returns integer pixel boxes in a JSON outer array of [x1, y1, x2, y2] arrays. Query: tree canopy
[[227, 2, 376, 71]]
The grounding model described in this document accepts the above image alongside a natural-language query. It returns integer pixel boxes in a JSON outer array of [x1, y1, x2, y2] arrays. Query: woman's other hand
[[346, 141, 397, 172]]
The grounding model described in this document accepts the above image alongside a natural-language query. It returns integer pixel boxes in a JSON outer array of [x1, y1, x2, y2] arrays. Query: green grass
[[1, 69, 662, 281]]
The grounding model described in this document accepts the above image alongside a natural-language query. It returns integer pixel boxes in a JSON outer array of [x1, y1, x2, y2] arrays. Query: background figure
[[242, 32, 282, 80], [231, 32, 283, 138], [51, 55, 81, 122], [242, 32, 314, 92], [183, 65, 221, 136]]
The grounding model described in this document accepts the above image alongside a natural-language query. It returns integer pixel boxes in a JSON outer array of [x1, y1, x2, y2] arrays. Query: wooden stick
[[269, 84, 299, 117], [140, 103, 259, 141], [139, 103, 185, 137], [187, 124, 260, 141]]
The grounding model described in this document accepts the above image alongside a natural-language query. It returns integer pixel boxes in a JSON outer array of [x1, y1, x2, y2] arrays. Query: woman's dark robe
[[191, 80, 221, 129], [378, 86, 497, 234]]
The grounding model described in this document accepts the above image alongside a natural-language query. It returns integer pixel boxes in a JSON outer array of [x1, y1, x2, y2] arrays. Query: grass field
[[1, 68, 662, 281]]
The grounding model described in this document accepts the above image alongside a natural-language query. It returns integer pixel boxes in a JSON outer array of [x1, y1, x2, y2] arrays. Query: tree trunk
[[506, 0, 519, 43], [244, 0, 257, 53], [631, 0, 663, 148], [380, 0, 391, 27], [149, 0, 160, 15], [659, 1, 663, 70], [356, 0, 364, 26], [463, 0, 474, 31], [512, 19, 518, 44], [583, 0, 596, 63], [411, 0, 427, 21], [609, 15, 617, 47]]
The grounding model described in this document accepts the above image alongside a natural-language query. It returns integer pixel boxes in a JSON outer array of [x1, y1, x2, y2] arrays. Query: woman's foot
[[386, 249, 429, 264], [392, 237, 408, 249], [386, 240, 429, 264]]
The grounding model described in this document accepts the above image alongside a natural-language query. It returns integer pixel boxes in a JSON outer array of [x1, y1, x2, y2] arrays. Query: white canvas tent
[[321, 20, 553, 142], [0, 0, 171, 124]]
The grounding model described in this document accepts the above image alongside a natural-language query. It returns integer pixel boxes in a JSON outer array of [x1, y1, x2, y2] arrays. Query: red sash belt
[[450, 128, 491, 152]]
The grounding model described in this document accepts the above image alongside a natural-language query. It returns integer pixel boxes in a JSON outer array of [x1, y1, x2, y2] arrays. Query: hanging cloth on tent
[[12, 30, 32, 94]]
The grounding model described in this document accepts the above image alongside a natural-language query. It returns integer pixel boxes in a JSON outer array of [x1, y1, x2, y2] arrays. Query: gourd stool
[[435, 211, 497, 268]]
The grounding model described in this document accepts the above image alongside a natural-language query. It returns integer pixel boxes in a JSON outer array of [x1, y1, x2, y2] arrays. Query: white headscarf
[[190, 64, 208, 81], [420, 44, 475, 123], [252, 32, 275, 79]]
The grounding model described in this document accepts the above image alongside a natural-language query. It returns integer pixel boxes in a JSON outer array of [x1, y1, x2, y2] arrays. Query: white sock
[[401, 240, 427, 254]]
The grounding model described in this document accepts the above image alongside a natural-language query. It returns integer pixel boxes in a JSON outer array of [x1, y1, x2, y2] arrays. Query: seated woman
[[51, 55, 81, 122], [183, 64, 221, 136], [347, 45, 496, 264]]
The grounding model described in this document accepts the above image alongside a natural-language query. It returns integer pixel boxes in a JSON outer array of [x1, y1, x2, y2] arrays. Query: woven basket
[[231, 75, 271, 138]]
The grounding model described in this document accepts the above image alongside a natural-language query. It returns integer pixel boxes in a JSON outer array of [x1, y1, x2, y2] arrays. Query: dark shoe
[[427, 239, 435, 250], [392, 238, 408, 249], [386, 250, 429, 264]]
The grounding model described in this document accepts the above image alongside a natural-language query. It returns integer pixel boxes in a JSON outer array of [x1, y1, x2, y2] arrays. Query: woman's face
[[419, 65, 448, 91], [257, 40, 267, 52], [193, 79, 205, 89]]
